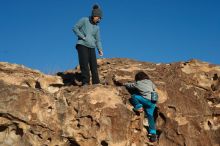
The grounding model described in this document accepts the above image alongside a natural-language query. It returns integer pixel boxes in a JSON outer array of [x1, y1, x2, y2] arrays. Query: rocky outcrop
[[0, 62, 63, 93], [0, 59, 220, 146]]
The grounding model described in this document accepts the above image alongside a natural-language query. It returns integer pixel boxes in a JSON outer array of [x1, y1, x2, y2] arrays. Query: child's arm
[[123, 82, 136, 89]]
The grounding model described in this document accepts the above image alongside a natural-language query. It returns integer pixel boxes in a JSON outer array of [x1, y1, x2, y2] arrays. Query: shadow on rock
[[57, 72, 82, 86]]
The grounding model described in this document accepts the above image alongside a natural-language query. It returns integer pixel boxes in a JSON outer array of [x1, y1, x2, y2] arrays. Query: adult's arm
[[95, 27, 103, 51], [73, 17, 86, 39]]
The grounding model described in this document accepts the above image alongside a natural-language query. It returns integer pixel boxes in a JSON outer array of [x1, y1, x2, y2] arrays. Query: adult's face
[[93, 16, 101, 23]]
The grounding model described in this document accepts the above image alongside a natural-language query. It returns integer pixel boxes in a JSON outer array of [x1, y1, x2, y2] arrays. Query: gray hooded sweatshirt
[[73, 17, 102, 51], [124, 79, 156, 100]]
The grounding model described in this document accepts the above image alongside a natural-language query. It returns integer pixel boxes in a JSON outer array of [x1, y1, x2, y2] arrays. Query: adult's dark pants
[[76, 44, 100, 84]]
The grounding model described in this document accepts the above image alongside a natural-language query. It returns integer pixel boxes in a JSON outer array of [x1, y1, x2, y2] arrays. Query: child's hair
[[135, 71, 150, 81]]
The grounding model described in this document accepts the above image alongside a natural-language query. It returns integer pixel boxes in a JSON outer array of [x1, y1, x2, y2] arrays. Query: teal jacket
[[124, 79, 156, 100], [73, 17, 102, 51]]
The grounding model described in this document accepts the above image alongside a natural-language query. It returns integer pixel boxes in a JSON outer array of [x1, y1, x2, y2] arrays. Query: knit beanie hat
[[91, 4, 103, 18]]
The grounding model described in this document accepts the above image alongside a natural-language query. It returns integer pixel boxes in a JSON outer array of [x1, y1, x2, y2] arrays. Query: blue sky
[[0, 0, 219, 73]]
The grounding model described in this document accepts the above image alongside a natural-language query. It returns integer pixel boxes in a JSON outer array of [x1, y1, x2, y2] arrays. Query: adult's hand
[[98, 50, 103, 56]]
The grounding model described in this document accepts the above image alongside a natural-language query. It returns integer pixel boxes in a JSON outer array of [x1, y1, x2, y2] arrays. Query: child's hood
[[136, 79, 154, 91], [137, 79, 152, 85]]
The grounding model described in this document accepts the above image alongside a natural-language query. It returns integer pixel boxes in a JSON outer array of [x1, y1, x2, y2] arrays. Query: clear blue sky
[[0, 0, 219, 73]]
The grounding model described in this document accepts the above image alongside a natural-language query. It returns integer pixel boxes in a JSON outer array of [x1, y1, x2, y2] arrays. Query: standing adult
[[73, 4, 103, 86]]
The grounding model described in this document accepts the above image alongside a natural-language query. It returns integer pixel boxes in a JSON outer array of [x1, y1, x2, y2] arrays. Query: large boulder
[[0, 58, 219, 146]]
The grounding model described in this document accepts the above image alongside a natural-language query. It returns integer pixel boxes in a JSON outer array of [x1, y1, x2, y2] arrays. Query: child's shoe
[[133, 107, 144, 113], [147, 134, 157, 142]]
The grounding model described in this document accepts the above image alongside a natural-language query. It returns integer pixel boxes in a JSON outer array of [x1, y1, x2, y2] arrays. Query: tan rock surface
[[0, 58, 220, 146]]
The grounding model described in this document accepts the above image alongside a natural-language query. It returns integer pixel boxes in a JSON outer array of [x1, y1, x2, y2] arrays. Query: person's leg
[[144, 100, 156, 134], [76, 44, 90, 85], [88, 48, 100, 84], [131, 95, 156, 134], [130, 94, 144, 111]]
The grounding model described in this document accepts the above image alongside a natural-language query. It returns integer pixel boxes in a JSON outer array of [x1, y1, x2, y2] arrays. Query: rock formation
[[0, 58, 219, 146]]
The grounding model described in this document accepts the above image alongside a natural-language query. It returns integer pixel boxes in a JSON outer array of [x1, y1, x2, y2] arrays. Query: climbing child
[[123, 71, 158, 142]]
